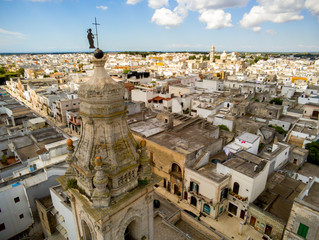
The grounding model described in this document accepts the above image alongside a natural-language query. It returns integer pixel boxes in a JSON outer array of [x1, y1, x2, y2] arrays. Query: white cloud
[[96, 5, 108, 10], [240, 0, 304, 31], [266, 29, 277, 35], [0, 28, 25, 39], [126, 0, 143, 5], [148, 0, 168, 9], [199, 9, 232, 29], [253, 26, 261, 32], [150, 0, 240, 29], [305, 0, 319, 19], [152, 8, 185, 28], [176, 0, 249, 11]]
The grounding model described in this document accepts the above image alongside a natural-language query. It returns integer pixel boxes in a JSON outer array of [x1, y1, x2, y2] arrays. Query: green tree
[[269, 97, 283, 105], [1, 154, 7, 164], [0, 67, 5, 75], [188, 55, 196, 60], [202, 55, 210, 61], [18, 68, 24, 76], [78, 63, 83, 70], [123, 69, 130, 74], [268, 124, 287, 134], [219, 124, 229, 131], [305, 141, 319, 166]]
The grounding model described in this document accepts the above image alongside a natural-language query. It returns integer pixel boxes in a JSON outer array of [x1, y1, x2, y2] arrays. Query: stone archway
[[81, 220, 93, 240], [118, 214, 143, 240], [124, 220, 138, 240]]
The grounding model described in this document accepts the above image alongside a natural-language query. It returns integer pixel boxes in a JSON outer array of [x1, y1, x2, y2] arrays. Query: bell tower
[[210, 44, 215, 63], [58, 48, 155, 240]]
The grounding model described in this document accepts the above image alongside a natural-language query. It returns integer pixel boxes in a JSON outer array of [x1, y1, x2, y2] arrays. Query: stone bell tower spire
[[70, 48, 147, 204], [58, 47, 158, 240]]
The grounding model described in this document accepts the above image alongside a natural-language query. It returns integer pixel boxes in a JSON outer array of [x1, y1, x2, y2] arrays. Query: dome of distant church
[[221, 51, 227, 60], [231, 52, 238, 61]]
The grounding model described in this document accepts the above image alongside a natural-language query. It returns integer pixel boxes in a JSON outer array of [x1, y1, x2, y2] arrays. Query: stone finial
[[92, 156, 110, 208], [65, 138, 75, 179], [66, 138, 73, 147]]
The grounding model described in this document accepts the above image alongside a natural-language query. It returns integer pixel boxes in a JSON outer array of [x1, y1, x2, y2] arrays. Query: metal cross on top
[[92, 17, 100, 49]]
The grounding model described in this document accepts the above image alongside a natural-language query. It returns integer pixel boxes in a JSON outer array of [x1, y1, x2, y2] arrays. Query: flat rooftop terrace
[[302, 182, 319, 209], [196, 163, 228, 183], [254, 172, 305, 222], [149, 123, 217, 154]]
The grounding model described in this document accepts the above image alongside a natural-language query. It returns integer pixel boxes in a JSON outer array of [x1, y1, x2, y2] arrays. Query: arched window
[[190, 196, 197, 207], [190, 181, 199, 193], [171, 163, 181, 173], [233, 182, 240, 194], [82, 220, 92, 240], [203, 204, 211, 214], [124, 220, 138, 240]]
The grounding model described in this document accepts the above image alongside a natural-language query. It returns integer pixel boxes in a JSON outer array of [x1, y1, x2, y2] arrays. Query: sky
[[0, 0, 319, 53]]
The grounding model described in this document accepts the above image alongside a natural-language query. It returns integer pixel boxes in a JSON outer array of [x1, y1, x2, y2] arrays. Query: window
[[14, 197, 20, 203], [0, 223, 5, 231], [203, 204, 211, 214], [220, 188, 228, 201], [233, 182, 240, 194], [219, 206, 223, 214], [190, 196, 197, 207], [297, 223, 309, 238], [65, 105, 69, 107], [190, 181, 199, 193], [19, 214, 24, 219]]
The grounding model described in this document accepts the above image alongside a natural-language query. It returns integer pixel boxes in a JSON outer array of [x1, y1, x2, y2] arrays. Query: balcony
[[228, 189, 248, 203]]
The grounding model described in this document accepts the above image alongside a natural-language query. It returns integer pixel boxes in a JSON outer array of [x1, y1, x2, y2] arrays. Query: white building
[[217, 151, 269, 220], [224, 132, 260, 155], [0, 183, 33, 240], [259, 142, 290, 175], [184, 164, 230, 219], [50, 185, 77, 240]]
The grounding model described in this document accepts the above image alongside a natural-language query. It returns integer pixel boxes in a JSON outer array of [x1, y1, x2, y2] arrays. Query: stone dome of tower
[[78, 58, 125, 116], [72, 52, 141, 200]]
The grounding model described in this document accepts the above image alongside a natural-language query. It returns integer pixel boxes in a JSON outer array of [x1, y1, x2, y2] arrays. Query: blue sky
[[0, 0, 319, 53]]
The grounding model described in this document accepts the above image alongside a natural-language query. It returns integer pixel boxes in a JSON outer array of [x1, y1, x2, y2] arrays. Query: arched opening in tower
[[82, 220, 93, 240], [124, 220, 138, 240]]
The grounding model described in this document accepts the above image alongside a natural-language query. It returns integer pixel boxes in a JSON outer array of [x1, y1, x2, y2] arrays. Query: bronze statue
[[87, 28, 95, 49]]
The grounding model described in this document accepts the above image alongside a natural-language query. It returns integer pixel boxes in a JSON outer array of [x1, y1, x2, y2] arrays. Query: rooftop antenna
[[92, 17, 100, 49]]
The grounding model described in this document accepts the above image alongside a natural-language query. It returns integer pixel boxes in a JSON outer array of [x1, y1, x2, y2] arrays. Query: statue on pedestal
[[87, 28, 95, 49]]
